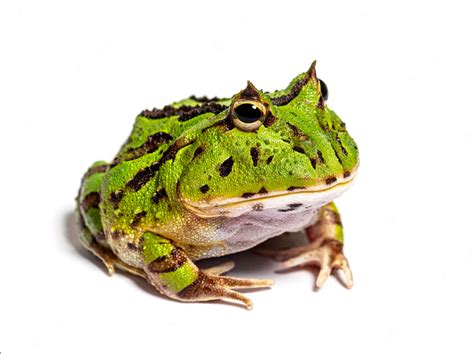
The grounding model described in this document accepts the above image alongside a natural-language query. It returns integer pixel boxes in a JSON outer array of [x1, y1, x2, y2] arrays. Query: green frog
[[77, 61, 359, 309]]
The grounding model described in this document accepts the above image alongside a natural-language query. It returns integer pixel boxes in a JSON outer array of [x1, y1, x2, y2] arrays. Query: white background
[[1, 0, 473, 353]]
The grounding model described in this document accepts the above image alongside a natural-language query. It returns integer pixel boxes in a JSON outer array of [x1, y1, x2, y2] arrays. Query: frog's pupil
[[235, 104, 262, 123], [319, 79, 329, 101]]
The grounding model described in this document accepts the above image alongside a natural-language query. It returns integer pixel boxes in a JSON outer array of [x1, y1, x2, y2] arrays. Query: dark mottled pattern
[[293, 146, 305, 154], [241, 192, 255, 198], [258, 187, 268, 194], [263, 112, 276, 127], [84, 164, 108, 178], [252, 203, 264, 211], [266, 156, 274, 164], [203, 116, 234, 132], [189, 95, 219, 103], [152, 188, 167, 204], [81, 192, 100, 212], [287, 186, 306, 191], [325, 176, 337, 185], [141, 102, 226, 122], [271, 75, 310, 106], [126, 139, 195, 192], [200, 185, 209, 193], [219, 156, 234, 177], [250, 147, 259, 167], [193, 146, 204, 159], [343, 171, 351, 178], [131, 211, 147, 228], [317, 150, 325, 164], [336, 135, 348, 155], [278, 203, 303, 212], [109, 190, 124, 210], [147, 248, 188, 273], [127, 242, 139, 251], [118, 132, 173, 163]]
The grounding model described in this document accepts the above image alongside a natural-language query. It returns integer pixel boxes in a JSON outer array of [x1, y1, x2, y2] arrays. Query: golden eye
[[231, 100, 267, 132]]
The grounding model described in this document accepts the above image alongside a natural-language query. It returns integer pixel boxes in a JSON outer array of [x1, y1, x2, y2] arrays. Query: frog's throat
[[180, 170, 357, 218]]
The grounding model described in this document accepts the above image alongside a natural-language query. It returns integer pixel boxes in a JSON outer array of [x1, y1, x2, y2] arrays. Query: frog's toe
[[177, 270, 273, 310], [269, 240, 353, 289]]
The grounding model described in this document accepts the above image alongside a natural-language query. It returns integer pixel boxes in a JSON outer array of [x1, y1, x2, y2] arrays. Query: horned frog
[[77, 61, 359, 309]]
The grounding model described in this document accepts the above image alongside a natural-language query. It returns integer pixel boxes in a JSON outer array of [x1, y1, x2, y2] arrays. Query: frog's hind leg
[[259, 202, 353, 289], [141, 232, 273, 309], [77, 161, 145, 278]]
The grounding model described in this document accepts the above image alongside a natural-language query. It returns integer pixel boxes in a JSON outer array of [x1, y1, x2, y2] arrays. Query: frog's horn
[[240, 80, 261, 100], [305, 60, 318, 83]]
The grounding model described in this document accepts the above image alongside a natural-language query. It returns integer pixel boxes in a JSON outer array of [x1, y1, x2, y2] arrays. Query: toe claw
[[315, 267, 331, 288]]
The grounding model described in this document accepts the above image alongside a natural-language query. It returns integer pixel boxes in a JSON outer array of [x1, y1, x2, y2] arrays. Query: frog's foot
[[260, 239, 353, 289], [177, 262, 273, 309]]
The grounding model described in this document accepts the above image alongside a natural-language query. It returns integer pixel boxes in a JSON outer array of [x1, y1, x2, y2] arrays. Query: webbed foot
[[177, 261, 273, 309], [260, 239, 353, 289]]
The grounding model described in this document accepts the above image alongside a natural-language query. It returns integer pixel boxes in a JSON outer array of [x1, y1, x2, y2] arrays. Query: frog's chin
[[180, 171, 357, 218]]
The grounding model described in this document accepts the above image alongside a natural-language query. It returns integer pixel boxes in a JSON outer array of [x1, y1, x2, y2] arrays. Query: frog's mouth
[[179, 171, 357, 218]]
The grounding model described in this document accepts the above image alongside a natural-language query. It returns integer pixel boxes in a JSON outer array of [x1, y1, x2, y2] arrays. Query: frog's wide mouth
[[179, 170, 357, 218]]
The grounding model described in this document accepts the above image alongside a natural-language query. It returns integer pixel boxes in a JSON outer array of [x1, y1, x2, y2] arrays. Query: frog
[[77, 61, 359, 309]]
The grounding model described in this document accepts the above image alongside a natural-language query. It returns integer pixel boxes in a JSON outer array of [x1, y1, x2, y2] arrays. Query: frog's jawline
[[181, 171, 356, 219]]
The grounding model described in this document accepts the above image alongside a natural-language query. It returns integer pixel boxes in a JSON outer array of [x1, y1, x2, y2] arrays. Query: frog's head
[[178, 61, 359, 217]]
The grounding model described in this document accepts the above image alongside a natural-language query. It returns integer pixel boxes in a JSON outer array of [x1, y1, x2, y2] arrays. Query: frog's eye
[[319, 79, 329, 101], [231, 100, 267, 132]]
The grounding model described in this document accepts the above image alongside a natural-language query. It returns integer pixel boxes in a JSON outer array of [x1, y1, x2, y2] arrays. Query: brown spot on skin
[[250, 147, 259, 167], [152, 188, 167, 204], [127, 242, 139, 251], [252, 203, 264, 211], [84, 164, 108, 178], [126, 139, 195, 191], [287, 123, 309, 141], [126, 164, 158, 192], [278, 203, 303, 212], [203, 116, 234, 132], [241, 192, 255, 198], [219, 157, 234, 177], [258, 187, 268, 194], [109, 190, 124, 210], [325, 176, 337, 185], [317, 150, 325, 164], [344, 171, 351, 178], [189, 95, 219, 103], [95, 231, 106, 242], [310, 158, 317, 169], [336, 136, 348, 155], [141, 102, 226, 122], [147, 248, 188, 273], [287, 186, 306, 191], [266, 156, 274, 164], [111, 230, 122, 240], [131, 211, 147, 228], [271, 63, 317, 106], [200, 185, 209, 193], [119, 132, 173, 163], [81, 192, 100, 212], [293, 146, 305, 154], [289, 203, 303, 208], [193, 146, 204, 159], [263, 112, 276, 127]]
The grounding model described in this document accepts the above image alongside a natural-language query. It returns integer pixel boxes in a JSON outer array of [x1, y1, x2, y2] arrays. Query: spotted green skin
[[77, 63, 359, 300]]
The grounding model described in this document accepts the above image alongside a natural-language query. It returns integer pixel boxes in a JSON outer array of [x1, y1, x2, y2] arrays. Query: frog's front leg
[[262, 202, 353, 289], [141, 232, 272, 309]]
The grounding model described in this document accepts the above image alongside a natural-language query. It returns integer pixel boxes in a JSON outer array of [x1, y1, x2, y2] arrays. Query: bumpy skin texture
[[77, 61, 359, 308]]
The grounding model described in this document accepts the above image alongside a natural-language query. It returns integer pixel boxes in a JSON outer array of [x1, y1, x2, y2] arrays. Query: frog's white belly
[[220, 205, 319, 254]]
